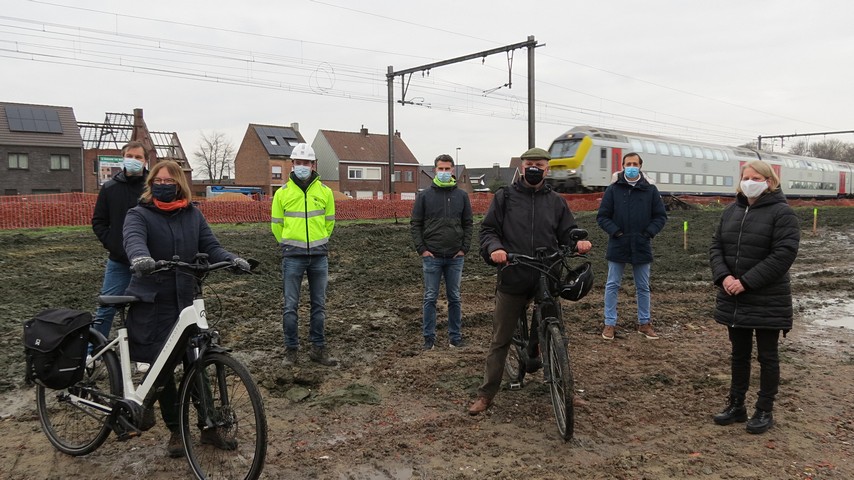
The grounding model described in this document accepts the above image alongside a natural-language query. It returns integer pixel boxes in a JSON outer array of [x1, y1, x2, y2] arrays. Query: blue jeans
[[94, 259, 133, 338], [421, 255, 464, 342], [282, 255, 328, 350], [604, 261, 651, 326]]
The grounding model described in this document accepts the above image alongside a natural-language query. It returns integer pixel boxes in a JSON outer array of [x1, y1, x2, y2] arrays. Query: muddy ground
[[0, 206, 853, 479]]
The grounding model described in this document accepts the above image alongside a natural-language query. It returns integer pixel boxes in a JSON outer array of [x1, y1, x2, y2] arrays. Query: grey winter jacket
[[709, 189, 800, 330], [410, 183, 473, 258]]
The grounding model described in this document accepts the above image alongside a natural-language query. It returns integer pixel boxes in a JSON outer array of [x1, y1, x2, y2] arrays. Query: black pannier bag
[[23, 309, 92, 389]]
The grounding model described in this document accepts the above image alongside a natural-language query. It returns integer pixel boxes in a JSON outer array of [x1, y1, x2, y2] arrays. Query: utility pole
[[757, 129, 854, 150], [387, 36, 541, 195]]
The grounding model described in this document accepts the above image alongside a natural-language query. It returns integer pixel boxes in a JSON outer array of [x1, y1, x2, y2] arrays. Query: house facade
[[0, 102, 84, 195], [312, 126, 420, 199], [234, 123, 305, 196]]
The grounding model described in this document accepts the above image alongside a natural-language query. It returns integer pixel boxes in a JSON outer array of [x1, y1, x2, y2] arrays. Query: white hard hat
[[290, 143, 316, 162]]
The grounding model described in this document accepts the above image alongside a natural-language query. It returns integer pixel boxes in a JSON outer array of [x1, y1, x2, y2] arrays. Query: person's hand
[[454, 250, 465, 258], [576, 240, 592, 254], [233, 257, 251, 272], [421, 251, 434, 257], [131, 256, 156, 277], [722, 275, 745, 296], [490, 249, 508, 264]]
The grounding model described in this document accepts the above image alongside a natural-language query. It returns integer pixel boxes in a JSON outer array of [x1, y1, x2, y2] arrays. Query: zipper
[[731, 205, 749, 327]]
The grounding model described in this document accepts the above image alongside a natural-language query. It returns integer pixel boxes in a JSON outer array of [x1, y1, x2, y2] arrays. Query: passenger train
[[546, 126, 853, 198]]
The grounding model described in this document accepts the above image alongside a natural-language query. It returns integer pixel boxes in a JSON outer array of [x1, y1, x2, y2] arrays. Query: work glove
[[131, 256, 156, 277], [233, 257, 251, 272]]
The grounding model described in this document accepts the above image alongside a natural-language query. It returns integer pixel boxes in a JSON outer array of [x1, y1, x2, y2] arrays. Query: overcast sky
[[3, 0, 853, 170]]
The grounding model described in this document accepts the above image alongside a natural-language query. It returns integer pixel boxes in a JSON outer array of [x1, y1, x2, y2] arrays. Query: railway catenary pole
[[387, 36, 541, 195], [757, 129, 854, 150]]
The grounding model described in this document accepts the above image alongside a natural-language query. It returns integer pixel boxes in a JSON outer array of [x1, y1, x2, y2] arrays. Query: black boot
[[713, 396, 747, 425], [746, 409, 773, 434]]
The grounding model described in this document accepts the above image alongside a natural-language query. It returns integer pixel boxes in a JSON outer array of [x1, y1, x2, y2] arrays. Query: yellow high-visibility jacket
[[271, 174, 335, 256]]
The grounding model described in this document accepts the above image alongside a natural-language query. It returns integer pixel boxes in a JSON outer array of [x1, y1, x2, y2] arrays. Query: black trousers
[[728, 326, 780, 412]]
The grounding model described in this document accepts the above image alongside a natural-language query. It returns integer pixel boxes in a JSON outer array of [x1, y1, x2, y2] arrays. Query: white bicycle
[[35, 254, 267, 480]]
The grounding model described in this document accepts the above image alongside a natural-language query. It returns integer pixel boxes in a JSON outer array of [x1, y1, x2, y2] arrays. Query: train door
[[612, 148, 622, 174], [840, 171, 848, 196]]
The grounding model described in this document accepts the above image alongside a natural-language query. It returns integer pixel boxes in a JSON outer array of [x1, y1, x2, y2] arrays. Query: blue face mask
[[123, 158, 144, 174], [293, 165, 312, 181], [624, 166, 640, 179], [436, 172, 452, 183]]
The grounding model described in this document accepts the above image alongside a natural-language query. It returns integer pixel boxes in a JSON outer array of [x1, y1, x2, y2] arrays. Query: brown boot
[[468, 396, 492, 415], [166, 430, 184, 458]]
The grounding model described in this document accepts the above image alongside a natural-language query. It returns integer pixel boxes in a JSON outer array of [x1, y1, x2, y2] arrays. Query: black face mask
[[523, 166, 545, 185], [152, 183, 178, 202]]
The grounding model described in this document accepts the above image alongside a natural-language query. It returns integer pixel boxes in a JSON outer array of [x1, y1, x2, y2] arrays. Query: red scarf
[[153, 199, 189, 211]]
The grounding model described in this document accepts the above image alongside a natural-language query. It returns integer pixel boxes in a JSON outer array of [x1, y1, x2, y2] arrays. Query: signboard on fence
[[98, 156, 124, 185]]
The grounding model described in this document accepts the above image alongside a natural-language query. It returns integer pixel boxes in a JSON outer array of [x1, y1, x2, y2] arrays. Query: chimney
[[492, 162, 501, 179], [394, 130, 401, 138], [290, 122, 299, 132], [360, 125, 368, 136]]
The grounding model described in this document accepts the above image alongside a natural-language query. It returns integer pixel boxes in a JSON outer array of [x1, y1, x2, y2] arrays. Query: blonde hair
[[141, 160, 192, 203], [736, 160, 780, 194]]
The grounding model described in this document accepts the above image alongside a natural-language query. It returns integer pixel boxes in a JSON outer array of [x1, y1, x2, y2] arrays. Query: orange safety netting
[[0, 192, 608, 230]]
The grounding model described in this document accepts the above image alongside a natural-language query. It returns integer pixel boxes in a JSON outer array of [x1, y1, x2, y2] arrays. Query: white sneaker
[[136, 362, 151, 374]]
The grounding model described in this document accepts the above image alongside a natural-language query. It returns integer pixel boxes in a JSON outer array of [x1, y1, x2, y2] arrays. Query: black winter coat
[[480, 181, 580, 295], [91, 170, 147, 264], [410, 182, 473, 258], [123, 202, 237, 362], [709, 189, 800, 330], [597, 172, 667, 264]]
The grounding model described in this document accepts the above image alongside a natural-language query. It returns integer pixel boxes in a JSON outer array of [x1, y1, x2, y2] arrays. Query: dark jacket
[[410, 182, 473, 258], [480, 181, 579, 295], [709, 189, 800, 330], [91, 170, 147, 264], [597, 172, 667, 264], [123, 202, 236, 362]]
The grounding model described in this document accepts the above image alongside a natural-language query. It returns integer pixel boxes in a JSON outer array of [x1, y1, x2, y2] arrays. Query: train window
[[643, 140, 656, 154], [705, 176, 715, 186], [693, 146, 703, 158], [672, 173, 682, 184], [722, 151, 730, 161], [600, 149, 607, 170], [715, 176, 724, 186], [681, 145, 693, 157], [549, 139, 582, 158], [695, 174, 704, 184], [713, 150, 724, 161], [657, 142, 669, 155], [659, 172, 670, 184], [630, 139, 643, 152], [684, 174, 694, 184], [724, 177, 733, 187], [646, 171, 657, 183], [670, 144, 682, 156], [703, 148, 714, 160]]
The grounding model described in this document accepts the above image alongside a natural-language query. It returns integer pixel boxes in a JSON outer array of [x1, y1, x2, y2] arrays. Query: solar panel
[[5, 106, 63, 134]]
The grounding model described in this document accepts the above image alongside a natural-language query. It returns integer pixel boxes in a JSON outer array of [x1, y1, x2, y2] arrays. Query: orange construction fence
[[0, 192, 605, 230]]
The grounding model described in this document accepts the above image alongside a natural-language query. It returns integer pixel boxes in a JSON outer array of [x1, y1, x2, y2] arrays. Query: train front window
[[549, 139, 581, 158]]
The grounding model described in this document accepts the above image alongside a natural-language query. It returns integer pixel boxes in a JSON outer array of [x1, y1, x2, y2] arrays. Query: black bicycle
[[503, 229, 593, 440]]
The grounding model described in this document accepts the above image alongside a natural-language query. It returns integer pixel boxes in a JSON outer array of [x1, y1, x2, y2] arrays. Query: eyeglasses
[[153, 178, 177, 185]]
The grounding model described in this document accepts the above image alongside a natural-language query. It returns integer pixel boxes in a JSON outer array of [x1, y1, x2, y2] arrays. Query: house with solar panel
[[233, 123, 306, 197], [0, 102, 84, 195]]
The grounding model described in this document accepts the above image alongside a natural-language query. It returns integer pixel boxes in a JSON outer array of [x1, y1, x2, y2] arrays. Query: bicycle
[[502, 229, 592, 441], [35, 254, 268, 480]]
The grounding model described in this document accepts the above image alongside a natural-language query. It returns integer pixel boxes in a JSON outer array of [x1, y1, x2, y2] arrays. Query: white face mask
[[123, 158, 144, 174], [740, 179, 768, 198], [293, 165, 312, 180]]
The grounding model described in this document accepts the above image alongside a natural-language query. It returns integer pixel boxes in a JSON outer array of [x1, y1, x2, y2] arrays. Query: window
[[684, 174, 694, 185], [630, 139, 643, 152], [643, 140, 657, 154], [8, 153, 28, 169], [272, 165, 282, 180], [268, 136, 279, 146], [404, 171, 413, 182], [692, 146, 703, 158], [645, 171, 657, 183], [703, 148, 714, 160], [657, 142, 669, 155], [672, 173, 682, 184], [50, 154, 70, 170], [724, 176, 733, 187], [713, 150, 724, 161], [705, 176, 714, 186], [348, 166, 381, 180], [715, 176, 724, 186], [600, 148, 607, 170], [659, 172, 670, 184], [670, 144, 682, 157], [681, 145, 693, 158]]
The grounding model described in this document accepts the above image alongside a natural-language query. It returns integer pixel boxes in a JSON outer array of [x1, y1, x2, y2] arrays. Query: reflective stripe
[[282, 209, 324, 218], [326, 215, 335, 221], [280, 237, 329, 248], [271, 217, 284, 224]]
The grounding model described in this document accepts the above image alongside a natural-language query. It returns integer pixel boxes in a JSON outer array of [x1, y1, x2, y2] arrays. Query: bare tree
[[789, 140, 809, 156], [193, 131, 235, 182]]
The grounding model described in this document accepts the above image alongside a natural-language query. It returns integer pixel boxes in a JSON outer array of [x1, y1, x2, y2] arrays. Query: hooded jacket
[[480, 180, 580, 295], [709, 189, 800, 330], [597, 171, 667, 265], [91, 170, 147, 264], [410, 181, 473, 258]]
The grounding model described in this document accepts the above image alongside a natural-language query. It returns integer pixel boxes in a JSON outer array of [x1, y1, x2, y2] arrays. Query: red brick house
[[234, 123, 306, 196], [312, 127, 420, 199]]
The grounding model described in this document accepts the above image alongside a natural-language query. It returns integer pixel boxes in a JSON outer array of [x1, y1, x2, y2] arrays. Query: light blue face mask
[[293, 165, 312, 180], [123, 158, 144, 174], [624, 166, 640, 179], [436, 172, 452, 183]]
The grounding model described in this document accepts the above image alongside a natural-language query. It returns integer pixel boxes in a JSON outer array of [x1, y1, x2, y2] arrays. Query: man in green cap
[[469, 147, 592, 415]]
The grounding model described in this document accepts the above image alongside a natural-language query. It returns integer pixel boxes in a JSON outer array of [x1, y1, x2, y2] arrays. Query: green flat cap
[[520, 147, 551, 160]]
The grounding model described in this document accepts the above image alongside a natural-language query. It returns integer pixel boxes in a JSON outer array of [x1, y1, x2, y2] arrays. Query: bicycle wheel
[[180, 352, 267, 480], [36, 332, 121, 456], [545, 321, 574, 440], [504, 315, 527, 388]]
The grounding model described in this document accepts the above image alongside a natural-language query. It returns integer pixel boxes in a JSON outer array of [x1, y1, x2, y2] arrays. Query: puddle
[[798, 295, 854, 330]]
